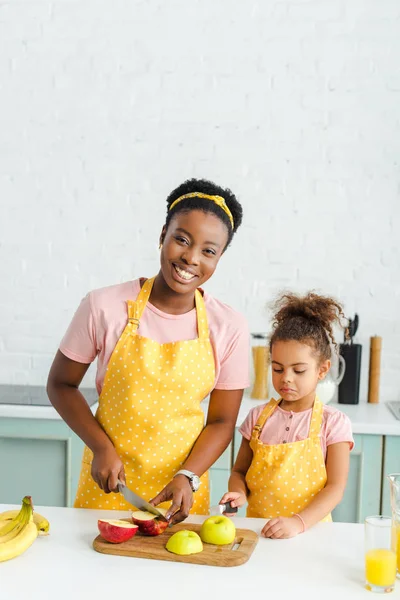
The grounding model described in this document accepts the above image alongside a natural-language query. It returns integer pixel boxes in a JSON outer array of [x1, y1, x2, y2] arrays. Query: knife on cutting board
[[117, 481, 168, 522]]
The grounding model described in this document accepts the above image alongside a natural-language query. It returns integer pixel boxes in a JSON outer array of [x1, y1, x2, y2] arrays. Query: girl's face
[[159, 209, 229, 295], [271, 340, 330, 403]]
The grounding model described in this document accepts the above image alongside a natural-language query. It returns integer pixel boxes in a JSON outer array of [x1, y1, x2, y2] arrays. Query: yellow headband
[[169, 192, 234, 228]]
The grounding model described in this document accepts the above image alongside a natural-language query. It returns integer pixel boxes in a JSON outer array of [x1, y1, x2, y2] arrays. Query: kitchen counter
[[0, 384, 98, 419], [328, 401, 400, 435], [237, 394, 400, 435], [1, 385, 400, 436], [1, 504, 394, 600]]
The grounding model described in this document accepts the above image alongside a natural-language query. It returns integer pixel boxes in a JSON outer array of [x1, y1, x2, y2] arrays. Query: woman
[[47, 178, 249, 525]]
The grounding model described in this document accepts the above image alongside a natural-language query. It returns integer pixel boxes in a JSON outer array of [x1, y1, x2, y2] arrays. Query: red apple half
[[131, 509, 169, 536], [97, 519, 138, 543]]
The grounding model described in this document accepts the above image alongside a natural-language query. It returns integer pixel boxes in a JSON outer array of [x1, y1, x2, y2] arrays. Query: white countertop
[[327, 401, 400, 436], [1, 504, 394, 600], [1, 388, 399, 436], [0, 401, 98, 419]]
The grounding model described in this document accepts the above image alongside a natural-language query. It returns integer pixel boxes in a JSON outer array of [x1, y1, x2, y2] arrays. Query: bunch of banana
[[0, 496, 39, 562], [0, 507, 50, 536]]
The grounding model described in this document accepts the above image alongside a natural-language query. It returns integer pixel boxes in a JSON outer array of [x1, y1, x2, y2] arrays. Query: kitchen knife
[[117, 482, 168, 521], [210, 502, 238, 516]]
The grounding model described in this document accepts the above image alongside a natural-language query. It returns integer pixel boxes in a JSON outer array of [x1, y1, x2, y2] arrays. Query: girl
[[47, 178, 250, 525], [220, 292, 354, 538]]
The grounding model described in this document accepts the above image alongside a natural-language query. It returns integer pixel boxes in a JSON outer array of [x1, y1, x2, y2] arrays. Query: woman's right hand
[[91, 446, 126, 494], [219, 491, 247, 512]]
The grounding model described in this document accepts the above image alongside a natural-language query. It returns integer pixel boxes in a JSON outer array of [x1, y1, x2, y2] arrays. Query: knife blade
[[117, 482, 168, 521]]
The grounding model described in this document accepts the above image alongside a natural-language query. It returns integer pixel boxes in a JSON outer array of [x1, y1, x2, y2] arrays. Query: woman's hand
[[219, 491, 247, 513], [261, 516, 304, 539], [150, 475, 193, 525], [91, 446, 126, 494]]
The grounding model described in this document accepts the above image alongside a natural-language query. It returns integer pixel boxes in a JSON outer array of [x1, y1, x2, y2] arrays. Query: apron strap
[[127, 277, 155, 333], [251, 398, 280, 440], [127, 277, 210, 340], [194, 289, 210, 340], [308, 396, 324, 437], [251, 395, 324, 442]]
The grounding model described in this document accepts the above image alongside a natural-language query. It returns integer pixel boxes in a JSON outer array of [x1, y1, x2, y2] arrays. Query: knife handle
[[209, 502, 238, 515], [222, 502, 238, 514]]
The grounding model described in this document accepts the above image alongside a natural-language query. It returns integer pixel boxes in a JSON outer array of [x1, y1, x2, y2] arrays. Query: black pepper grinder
[[338, 314, 362, 405]]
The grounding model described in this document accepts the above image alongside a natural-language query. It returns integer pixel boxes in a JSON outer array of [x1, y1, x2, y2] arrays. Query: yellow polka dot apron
[[74, 277, 215, 513], [246, 396, 332, 522]]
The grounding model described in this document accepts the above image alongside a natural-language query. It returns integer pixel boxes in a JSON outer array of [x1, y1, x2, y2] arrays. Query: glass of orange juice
[[365, 516, 397, 593]]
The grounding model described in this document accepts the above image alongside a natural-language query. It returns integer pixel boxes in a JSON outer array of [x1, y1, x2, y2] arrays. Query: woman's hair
[[165, 178, 243, 248], [269, 291, 346, 362]]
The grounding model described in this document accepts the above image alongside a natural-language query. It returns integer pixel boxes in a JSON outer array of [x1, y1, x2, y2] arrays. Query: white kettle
[[316, 355, 346, 404]]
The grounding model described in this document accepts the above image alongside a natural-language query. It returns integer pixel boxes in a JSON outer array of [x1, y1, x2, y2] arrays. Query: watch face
[[192, 475, 200, 491]]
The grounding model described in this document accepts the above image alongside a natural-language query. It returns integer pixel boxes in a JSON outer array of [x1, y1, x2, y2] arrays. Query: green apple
[[166, 530, 203, 555], [199, 516, 236, 545]]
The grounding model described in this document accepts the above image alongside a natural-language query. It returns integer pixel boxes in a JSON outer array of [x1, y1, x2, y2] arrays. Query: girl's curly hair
[[269, 291, 346, 362]]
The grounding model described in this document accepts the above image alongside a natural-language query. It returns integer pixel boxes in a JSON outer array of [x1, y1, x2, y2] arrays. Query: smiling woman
[[46, 178, 249, 525]]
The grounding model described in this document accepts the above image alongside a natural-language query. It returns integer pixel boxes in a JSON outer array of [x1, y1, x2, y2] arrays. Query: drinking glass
[[365, 516, 397, 593]]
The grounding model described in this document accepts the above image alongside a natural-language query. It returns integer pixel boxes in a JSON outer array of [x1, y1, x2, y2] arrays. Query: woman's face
[[159, 210, 229, 295]]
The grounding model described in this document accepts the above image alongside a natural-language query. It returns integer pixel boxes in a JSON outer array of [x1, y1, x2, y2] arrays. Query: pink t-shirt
[[239, 402, 354, 460], [60, 278, 250, 396]]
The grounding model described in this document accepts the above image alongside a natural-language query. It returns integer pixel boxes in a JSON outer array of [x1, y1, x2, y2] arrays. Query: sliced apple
[[97, 519, 138, 543], [166, 530, 203, 555], [131, 509, 169, 536]]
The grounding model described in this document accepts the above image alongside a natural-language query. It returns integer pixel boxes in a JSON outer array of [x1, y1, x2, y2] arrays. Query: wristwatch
[[174, 469, 201, 492]]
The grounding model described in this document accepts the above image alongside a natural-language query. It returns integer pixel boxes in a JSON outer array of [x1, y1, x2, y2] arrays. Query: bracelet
[[293, 513, 306, 533]]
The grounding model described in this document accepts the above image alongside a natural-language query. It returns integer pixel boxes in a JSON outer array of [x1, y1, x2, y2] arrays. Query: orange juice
[[365, 548, 397, 587]]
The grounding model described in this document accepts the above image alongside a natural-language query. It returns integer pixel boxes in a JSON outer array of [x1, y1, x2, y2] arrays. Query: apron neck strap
[[127, 277, 210, 340], [308, 396, 324, 437], [194, 289, 210, 340], [252, 395, 324, 440], [127, 277, 155, 333], [252, 399, 280, 439]]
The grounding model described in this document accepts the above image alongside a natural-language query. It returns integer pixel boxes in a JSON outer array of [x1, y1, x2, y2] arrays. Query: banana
[[0, 509, 50, 535], [0, 521, 37, 562], [0, 496, 38, 562], [0, 520, 26, 544]]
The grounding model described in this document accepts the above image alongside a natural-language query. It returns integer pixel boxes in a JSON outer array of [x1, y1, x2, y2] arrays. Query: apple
[[97, 519, 138, 543], [199, 515, 236, 545], [166, 530, 203, 556], [131, 509, 169, 536]]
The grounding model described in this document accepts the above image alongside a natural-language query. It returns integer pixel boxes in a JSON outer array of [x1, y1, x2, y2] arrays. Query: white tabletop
[[1, 504, 398, 600]]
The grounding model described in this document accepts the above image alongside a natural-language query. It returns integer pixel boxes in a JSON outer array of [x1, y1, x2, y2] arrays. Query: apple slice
[[98, 519, 138, 544], [166, 530, 203, 555], [131, 509, 169, 536]]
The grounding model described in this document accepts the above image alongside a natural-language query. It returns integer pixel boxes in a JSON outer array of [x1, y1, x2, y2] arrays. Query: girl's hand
[[219, 491, 247, 513], [150, 475, 193, 525], [91, 446, 126, 494], [261, 516, 304, 539]]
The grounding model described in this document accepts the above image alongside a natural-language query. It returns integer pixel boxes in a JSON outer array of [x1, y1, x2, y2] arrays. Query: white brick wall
[[1, 0, 399, 402]]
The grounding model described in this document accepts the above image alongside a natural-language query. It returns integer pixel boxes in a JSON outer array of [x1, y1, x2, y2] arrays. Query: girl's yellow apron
[[246, 396, 331, 522], [74, 277, 215, 513]]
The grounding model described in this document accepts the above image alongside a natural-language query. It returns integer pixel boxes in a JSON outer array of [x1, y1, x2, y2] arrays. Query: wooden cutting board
[[93, 523, 258, 567]]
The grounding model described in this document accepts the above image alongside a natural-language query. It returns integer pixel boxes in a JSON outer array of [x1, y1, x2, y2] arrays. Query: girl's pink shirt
[[239, 401, 354, 459], [60, 278, 250, 396]]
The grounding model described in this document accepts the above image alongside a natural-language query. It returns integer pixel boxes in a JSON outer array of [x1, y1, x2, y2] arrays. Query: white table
[[1, 504, 398, 600]]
